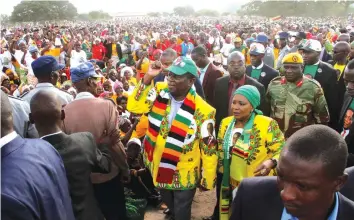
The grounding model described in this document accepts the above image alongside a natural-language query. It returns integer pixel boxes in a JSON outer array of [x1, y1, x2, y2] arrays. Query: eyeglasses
[[167, 72, 186, 80]]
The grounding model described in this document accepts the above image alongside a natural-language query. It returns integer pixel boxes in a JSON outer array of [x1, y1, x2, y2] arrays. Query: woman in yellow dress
[[218, 85, 285, 220]]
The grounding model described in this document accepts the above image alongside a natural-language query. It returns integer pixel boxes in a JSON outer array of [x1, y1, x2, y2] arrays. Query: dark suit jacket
[[311, 61, 341, 129], [43, 132, 112, 220], [154, 72, 205, 99], [246, 63, 279, 91], [213, 74, 265, 134], [320, 48, 333, 63], [103, 41, 123, 60], [338, 92, 354, 167], [341, 167, 354, 202], [230, 176, 354, 220], [202, 63, 223, 106], [1, 136, 75, 220]]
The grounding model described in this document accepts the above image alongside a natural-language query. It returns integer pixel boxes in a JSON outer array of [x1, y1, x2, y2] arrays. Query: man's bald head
[[30, 91, 64, 132], [334, 41, 351, 54], [1, 91, 13, 137], [338, 34, 350, 43]]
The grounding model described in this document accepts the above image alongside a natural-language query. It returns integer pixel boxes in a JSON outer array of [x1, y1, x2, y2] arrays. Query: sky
[[0, 0, 250, 15]]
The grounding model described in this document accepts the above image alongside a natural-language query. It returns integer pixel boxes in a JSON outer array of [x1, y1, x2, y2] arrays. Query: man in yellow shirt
[[127, 57, 217, 220]]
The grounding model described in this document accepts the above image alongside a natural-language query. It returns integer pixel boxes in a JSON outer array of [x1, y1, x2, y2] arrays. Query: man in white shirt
[[21, 56, 73, 106], [70, 42, 87, 68], [220, 35, 235, 67]]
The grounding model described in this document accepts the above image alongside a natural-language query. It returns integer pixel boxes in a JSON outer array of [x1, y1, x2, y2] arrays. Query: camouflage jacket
[[266, 76, 330, 138]]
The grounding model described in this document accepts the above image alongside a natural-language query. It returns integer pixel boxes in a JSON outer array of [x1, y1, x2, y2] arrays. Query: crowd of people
[[2, 15, 354, 220]]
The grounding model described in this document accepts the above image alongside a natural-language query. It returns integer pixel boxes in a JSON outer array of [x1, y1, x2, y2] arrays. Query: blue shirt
[[281, 192, 339, 220], [1, 134, 75, 220], [181, 42, 194, 56]]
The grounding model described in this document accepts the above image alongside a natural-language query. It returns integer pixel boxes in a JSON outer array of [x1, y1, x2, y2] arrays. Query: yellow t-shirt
[[44, 48, 61, 58], [334, 63, 346, 81], [128, 77, 137, 86], [112, 43, 118, 57]]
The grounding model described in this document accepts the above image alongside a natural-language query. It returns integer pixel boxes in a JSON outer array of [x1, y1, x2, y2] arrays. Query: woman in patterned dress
[[218, 85, 285, 220]]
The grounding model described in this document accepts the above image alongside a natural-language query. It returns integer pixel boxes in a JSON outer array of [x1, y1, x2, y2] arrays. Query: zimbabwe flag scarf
[[144, 86, 196, 184]]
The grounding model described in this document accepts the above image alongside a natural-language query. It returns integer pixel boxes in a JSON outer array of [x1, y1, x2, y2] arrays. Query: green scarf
[[303, 64, 318, 78]]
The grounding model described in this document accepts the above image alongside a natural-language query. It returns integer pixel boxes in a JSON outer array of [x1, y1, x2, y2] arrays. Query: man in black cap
[[21, 55, 73, 106], [256, 33, 275, 68], [291, 31, 307, 53], [276, 31, 291, 69], [246, 42, 278, 91]]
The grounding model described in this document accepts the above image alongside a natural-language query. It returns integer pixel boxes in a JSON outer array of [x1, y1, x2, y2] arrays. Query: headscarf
[[120, 66, 134, 78], [233, 85, 261, 109], [113, 80, 123, 91]]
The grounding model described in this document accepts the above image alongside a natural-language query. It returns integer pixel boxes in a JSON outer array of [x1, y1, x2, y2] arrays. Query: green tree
[[173, 6, 195, 16], [0, 14, 10, 24], [238, 0, 348, 17], [88, 10, 112, 20], [10, 1, 78, 22], [77, 13, 90, 21]]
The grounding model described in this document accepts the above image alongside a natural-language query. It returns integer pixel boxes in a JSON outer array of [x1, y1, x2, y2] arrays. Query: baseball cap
[[295, 32, 307, 39], [70, 62, 103, 83], [167, 57, 198, 77], [300, 39, 322, 52], [31, 56, 65, 77], [249, 43, 265, 55], [28, 45, 38, 53], [234, 37, 242, 43], [278, 32, 289, 39], [256, 34, 268, 43]]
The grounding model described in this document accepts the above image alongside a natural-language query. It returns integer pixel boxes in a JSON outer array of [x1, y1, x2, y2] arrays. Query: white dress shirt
[[0, 131, 18, 148]]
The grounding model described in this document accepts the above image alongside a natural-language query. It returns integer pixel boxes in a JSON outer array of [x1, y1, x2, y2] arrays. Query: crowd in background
[[2, 14, 354, 220]]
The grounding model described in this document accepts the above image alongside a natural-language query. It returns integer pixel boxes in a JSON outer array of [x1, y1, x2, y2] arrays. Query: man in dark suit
[[1, 91, 75, 220], [337, 60, 354, 167], [29, 91, 124, 220], [246, 42, 278, 90], [231, 125, 354, 220], [330, 42, 351, 127], [203, 51, 265, 220], [192, 46, 223, 106], [341, 167, 354, 202], [154, 48, 205, 99], [104, 36, 123, 61], [301, 39, 340, 129]]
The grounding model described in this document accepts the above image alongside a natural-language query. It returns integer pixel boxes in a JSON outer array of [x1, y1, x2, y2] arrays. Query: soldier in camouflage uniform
[[266, 52, 330, 138]]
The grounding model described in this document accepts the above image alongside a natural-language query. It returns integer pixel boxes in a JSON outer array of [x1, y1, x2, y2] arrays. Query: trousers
[[93, 174, 126, 220], [160, 188, 196, 220]]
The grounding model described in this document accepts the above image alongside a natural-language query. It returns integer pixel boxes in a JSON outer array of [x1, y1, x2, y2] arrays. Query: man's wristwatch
[[270, 158, 278, 169]]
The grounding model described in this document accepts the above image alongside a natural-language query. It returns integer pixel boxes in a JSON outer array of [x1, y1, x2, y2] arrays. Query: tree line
[[3, 0, 354, 23], [6, 0, 111, 23]]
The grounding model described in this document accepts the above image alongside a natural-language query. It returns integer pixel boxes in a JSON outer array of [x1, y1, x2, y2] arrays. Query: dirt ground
[[144, 189, 216, 220]]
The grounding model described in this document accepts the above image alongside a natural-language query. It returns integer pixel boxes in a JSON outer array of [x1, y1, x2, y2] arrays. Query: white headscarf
[[120, 66, 134, 78]]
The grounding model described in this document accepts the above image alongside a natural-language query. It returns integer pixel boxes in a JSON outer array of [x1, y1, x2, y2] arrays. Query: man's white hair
[[227, 51, 245, 64]]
